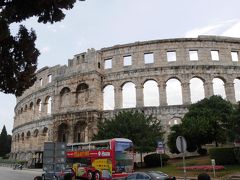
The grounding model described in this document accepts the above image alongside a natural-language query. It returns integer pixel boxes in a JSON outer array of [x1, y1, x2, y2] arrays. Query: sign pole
[[160, 153, 162, 168], [176, 136, 187, 180], [211, 159, 216, 178], [180, 137, 186, 180]]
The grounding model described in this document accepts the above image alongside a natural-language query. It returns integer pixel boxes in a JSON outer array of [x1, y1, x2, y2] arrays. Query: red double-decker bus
[[66, 138, 134, 180]]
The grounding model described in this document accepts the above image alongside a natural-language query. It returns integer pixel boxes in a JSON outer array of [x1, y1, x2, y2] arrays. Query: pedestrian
[[197, 173, 211, 180]]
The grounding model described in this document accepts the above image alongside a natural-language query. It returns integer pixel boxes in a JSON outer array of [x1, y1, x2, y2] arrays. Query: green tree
[[0, 0, 83, 96], [167, 124, 198, 154], [0, 125, 11, 157], [228, 102, 240, 142], [93, 111, 164, 164], [167, 95, 234, 153], [182, 95, 233, 147]]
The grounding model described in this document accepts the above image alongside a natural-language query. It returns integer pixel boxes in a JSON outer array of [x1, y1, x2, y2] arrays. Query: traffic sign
[[176, 136, 187, 153]]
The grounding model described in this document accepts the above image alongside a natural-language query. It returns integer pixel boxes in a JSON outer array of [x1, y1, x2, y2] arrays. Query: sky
[[1, 0, 240, 134]]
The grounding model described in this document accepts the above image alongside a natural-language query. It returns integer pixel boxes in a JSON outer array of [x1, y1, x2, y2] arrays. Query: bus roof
[[67, 138, 132, 146]]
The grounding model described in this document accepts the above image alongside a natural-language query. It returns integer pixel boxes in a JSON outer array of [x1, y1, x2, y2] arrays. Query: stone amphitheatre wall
[[11, 35, 240, 164]]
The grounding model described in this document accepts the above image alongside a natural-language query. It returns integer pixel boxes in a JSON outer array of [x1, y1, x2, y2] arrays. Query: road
[[0, 166, 43, 180]]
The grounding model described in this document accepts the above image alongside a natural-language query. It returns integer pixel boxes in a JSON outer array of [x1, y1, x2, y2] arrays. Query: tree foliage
[[228, 102, 240, 142], [0, 0, 81, 96], [93, 111, 164, 153], [0, 125, 12, 157], [167, 95, 234, 153]]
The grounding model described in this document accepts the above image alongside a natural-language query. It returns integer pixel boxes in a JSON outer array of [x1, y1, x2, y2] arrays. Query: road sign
[[176, 136, 187, 153]]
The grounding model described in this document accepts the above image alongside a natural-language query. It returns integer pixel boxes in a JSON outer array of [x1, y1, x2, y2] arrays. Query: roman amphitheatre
[[11, 35, 240, 167]]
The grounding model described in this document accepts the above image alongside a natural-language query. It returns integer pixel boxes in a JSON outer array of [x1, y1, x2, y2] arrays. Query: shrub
[[209, 147, 237, 165], [234, 147, 240, 164], [197, 148, 208, 156], [144, 153, 170, 167]]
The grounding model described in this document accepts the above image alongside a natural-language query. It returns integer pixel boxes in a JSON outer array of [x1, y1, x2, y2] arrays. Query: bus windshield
[[115, 141, 133, 173]]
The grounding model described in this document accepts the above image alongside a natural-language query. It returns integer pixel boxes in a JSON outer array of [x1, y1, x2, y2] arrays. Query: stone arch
[[24, 104, 28, 111], [168, 117, 182, 126], [17, 134, 20, 142], [26, 131, 31, 138], [190, 77, 205, 103], [42, 127, 48, 134], [36, 99, 42, 113], [166, 78, 183, 105], [58, 123, 69, 142], [234, 78, 240, 102], [73, 121, 87, 143], [29, 102, 34, 111], [212, 77, 226, 98], [45, 96, 52, 114], [42, 127, 49, 141], [103, 84, 114, 110], [60, 87, 71, 108], [143, 80, 159, 106], [76, 83, 89, 106], [122, 81, 136, 108], [21, 132, 24, 141], [33, 129, 39, 137]]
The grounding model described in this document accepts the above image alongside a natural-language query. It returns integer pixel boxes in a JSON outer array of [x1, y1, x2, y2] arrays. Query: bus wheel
[[87, 171, 93, 180], [94, 171, 101, 180]]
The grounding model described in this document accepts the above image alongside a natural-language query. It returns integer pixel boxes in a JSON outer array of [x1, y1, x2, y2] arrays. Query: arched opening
[[43, 127, 48, 136], [190, 77, 205, 103], [24, 105, 27, 111], [76, 83, 89, 106], [143, 80, 159, 106], [45, 96, 52, 114], [213, 78, 226, 99], [26, 131, 31, 139], [60, 87, 71, 108], [234, 78, 240, 102], [166, 78, 182, 105], [21, 132, 24, 141], [58, 123, 69, 143], [29, 102, 34, 111], [74, 121, 87, 143], [36, 99, 42, 113], [33, 129, 39, 137], [103, 85, 114, 110], [122, 82, 136, 108]]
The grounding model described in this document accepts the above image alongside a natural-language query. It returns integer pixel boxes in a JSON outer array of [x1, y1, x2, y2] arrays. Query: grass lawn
[[138, 155, 240, 179]]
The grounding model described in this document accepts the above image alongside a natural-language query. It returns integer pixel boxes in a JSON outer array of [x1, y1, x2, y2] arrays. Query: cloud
[[184, 19, 239, 38], [222, 22, 240, 37], [41, 47, 50, 53]]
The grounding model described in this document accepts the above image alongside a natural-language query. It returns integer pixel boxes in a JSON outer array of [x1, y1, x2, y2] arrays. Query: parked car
[[125, 171, 176, 180], [42, 167, 75, 180]]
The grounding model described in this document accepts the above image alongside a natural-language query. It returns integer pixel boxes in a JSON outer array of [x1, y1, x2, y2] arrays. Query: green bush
[[197, 148, 208, 156], [144, 153, 170, 167], [209, 147, 237, 165], [234, 147, 240, 164]]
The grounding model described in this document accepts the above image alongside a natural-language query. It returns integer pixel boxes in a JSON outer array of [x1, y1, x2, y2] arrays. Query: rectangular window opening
[[123, 55, 132, 66], [211, 50, 219, 61], [231, 51, 238, 62], [144, 53, 154, 64], [167, 51, 176, 62], [189, 50, 198, 61], [104, 58, 112, 69]]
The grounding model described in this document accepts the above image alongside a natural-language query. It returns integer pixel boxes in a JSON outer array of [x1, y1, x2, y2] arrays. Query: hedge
[[209, 147, 237, 165], [144, 153, 169, 167]]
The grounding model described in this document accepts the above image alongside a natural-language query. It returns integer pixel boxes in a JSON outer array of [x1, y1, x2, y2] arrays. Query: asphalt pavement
[[0, 166, 43, 180]]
